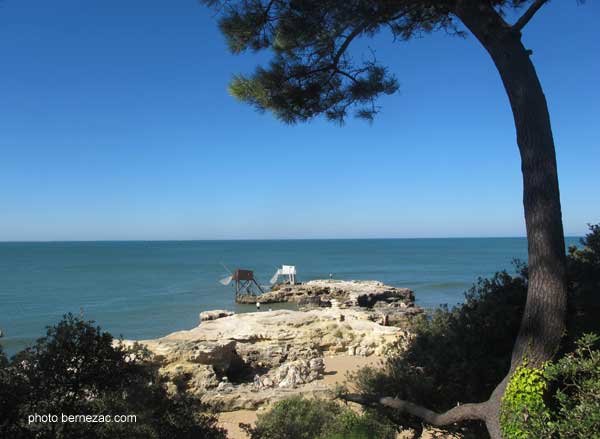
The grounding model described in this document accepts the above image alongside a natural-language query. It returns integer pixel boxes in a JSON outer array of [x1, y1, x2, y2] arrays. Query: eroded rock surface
[[120, 280, 424, 411]]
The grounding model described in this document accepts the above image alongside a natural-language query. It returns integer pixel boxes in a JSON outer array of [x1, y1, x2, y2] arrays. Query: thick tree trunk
[[456, 2, 568, 438]]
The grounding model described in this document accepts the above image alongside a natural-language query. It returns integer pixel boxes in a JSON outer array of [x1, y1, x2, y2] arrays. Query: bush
[[500, 333, 600, 439], [0, 347, 5, 373], [242, 396, 342, 439], [567, 224, 600, 344], [241, 396, 396, 439], [0, 314, 226, 439], [0, 345, 22, 438], [544, 333, 600, 439], [352, 268, 528, 437], [319, 409, 396, 439], [500, 362, 549, 439]]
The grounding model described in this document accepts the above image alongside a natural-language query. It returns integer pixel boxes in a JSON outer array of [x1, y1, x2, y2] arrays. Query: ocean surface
[[0, 238, 580, 356]]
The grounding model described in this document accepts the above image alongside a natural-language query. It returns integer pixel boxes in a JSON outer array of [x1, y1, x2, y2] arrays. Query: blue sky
[[0, 0, 598, 241]]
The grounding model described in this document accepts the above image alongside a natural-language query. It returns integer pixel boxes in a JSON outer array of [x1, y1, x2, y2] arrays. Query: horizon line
[[0, 235, 583, 244]]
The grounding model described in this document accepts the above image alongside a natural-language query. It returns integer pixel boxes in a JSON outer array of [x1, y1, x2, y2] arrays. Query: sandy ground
[[218, 410, 258, 439], [217, 355, 383, 439], [217, 354, 459, 439]]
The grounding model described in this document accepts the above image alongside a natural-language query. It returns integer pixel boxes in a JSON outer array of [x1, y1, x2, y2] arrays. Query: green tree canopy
[[205, 0, 551, 123]]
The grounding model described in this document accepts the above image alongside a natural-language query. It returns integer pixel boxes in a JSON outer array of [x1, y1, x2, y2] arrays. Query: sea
[[0, 237, 580, 356]]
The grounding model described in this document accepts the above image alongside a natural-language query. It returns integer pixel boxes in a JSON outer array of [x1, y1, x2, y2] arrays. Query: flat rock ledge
[[122, 307, 411, 411]]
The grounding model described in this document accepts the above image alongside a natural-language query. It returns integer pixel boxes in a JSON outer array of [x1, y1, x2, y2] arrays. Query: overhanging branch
[[332, 25, 365, 66], [512, 0, 549, 31], [341, 394, 489, 426]]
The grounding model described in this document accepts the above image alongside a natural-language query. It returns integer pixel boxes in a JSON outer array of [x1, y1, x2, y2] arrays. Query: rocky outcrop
[[122, 307, 406, 410], [118, 280, 424, 411], [237, 280, 415, 309], [199, 310, 235, 322]]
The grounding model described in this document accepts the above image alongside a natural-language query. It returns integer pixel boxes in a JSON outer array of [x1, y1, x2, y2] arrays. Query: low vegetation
[[0, 315, 226, 439], [240, 396, 396, 439], [500, 333, 600, 439]]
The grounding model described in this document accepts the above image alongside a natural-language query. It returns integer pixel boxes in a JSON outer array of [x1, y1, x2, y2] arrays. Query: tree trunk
[[455, 2, 568, 438], [343, 5, 569, 438]]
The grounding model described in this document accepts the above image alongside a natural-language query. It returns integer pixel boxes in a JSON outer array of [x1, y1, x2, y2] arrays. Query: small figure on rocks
[[217, 377, 233, 393], [381, 314, 389, 326], [256, 301, 261, 310]]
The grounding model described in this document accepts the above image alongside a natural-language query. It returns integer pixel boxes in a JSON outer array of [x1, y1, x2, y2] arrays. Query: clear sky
[[0, 0, 598, 241]]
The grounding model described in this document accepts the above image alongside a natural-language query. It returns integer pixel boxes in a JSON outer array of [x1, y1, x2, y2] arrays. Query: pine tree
[[202, 1, 578, 437]]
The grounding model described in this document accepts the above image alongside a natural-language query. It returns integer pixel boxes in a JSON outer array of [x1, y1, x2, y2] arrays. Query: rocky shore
[[122, 280, 423, 411], [237, 279, 414, 307]]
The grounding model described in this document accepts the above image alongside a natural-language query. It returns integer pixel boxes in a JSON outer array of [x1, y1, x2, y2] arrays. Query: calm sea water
[[0, 238, 579, 356]]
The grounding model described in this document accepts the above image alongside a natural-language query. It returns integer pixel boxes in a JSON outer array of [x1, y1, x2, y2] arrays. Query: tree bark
[[454, 2, 568, 437]]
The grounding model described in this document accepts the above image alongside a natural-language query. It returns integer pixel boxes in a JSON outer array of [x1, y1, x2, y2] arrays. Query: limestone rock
[[200, 309, 235, 322]]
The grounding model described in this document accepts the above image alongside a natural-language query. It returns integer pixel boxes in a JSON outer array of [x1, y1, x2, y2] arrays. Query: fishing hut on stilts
[[270, 265, 297, 285], [220, 268, 265, 303]]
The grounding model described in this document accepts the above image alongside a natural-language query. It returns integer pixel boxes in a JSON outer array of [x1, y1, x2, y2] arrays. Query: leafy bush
[[544, 333, 600, 439], [0, 346, 6, 368], [352, 268, 528, 437], [319, 409, 396, 439], [0, 345, 22, 438], [0, 314, 226, 439], [241, 396, 396, 439], [567, 224, 600, 344], [500, 333, 600, 439], [500, 362, 549, 439], [242, 396, 342, 439]]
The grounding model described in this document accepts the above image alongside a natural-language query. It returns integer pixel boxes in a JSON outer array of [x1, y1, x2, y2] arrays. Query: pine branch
[[341, 394, 489, 425], [512, 0, 549, 31]]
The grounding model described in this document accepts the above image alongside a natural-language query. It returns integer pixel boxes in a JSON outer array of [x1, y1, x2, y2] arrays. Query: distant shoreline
[[0, 235, 582, 244]]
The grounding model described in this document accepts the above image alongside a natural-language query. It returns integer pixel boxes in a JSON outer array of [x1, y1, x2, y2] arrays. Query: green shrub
[[500, 333, 600, 439], [0, 314, 226, 439], [319, 409, 396, 439], [0, 346, 6, 369], [500, 362, 550, 439], [352, 267, 528, 437], [544, 333, 600, 439], [0, 345, 22, 439], [567, 224, 600, 344], [241, 396, 342, 439], [241, 396, 396, 439]]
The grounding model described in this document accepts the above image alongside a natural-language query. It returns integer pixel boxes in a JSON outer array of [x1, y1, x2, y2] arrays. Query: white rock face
[[199, 310, 235, 323]]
